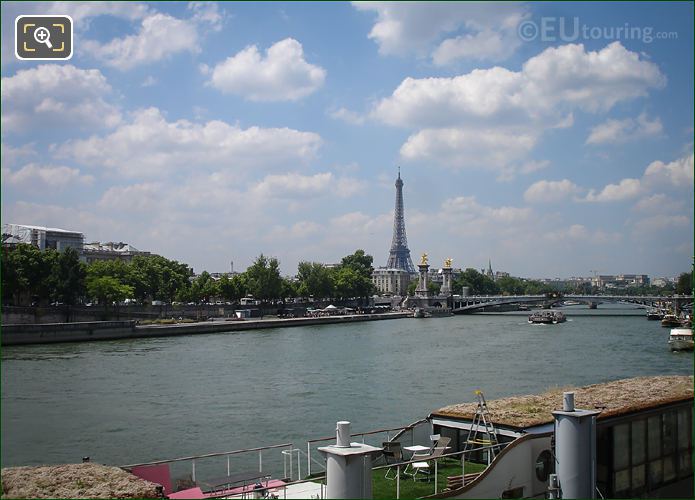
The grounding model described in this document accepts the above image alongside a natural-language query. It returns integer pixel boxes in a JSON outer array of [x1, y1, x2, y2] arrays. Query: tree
[[1, 244, 55, 305], [453, 268, 499, 295], [335, 250, 375, 299], [189, 271, 218, 305], [676, 271, 693, 295], [296, 261, 334, 299], [281, 278, 298, 301], [86, 275, 133, 308], [218, 273, 247, 302], [52, 247, 86, 306], [245, 254, 283, 301]]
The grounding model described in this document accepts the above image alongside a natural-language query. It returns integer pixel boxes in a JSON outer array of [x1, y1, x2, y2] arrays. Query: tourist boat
[[646, 308, 664, 320], [528, 311, 566, 324], [661, 314, 682, 327], [668, 328, 694, 351]]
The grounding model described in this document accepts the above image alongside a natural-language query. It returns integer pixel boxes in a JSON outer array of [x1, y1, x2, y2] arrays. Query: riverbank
[[1, 312, 412, 346]]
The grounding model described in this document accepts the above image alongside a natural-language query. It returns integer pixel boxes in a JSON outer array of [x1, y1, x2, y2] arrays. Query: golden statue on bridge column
[[444, 257, 453, 268], [420, 253, 428, 265]]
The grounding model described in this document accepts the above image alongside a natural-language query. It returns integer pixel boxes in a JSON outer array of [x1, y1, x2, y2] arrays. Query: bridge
[[452, 294, 693, 314]]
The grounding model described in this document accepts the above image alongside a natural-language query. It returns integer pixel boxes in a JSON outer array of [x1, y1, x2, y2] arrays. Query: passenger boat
[[646, 309, 664, 320], [528, 311, 566, 324], [668, 328, 694, 351], [661, 314, 682, 327]]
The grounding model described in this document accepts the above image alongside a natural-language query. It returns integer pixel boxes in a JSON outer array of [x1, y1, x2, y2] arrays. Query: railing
[[122, 442, 293, 484], [305, 424, 419, 477], [371, 442, 508, 499]]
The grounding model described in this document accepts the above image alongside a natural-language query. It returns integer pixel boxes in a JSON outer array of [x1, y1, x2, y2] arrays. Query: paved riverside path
[[2, 312, 412, 346]]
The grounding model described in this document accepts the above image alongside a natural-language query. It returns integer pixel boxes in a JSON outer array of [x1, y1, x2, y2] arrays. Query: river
[[2, 304, 691, 470]]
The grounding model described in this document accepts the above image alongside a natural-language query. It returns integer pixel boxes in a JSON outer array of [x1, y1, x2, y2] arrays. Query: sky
[[1, 1, 693, 279]]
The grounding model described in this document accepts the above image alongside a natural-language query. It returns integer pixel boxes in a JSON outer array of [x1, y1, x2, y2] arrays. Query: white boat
[[668, 327, 694, 351]]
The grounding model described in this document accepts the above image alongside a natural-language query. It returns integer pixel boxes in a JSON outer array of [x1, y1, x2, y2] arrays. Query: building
[[652, 277, 674, 288], [385, 168, 416, 273], [81, 241, 151, 264], [372, 268, 411, 296], [592, 274, 650, 289], [2, 223, 84, 252]]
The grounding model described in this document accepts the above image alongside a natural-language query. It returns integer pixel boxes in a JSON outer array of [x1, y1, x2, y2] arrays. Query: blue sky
[[1, 1, 693, 279]]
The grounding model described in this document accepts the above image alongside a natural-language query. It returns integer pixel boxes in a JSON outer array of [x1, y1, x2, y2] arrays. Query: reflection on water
[[2, 305, 691, 468]]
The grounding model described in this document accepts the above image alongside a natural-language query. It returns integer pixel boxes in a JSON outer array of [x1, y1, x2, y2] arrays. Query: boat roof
[[431, 375, 693, 430]]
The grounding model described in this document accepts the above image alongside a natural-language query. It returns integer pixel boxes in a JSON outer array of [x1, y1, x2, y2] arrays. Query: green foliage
[[218, 273, 247, 302], [187, 271, 219, 304], [453, 268, 499, 295], [86, 275, 133, 306], [676, 271, 693, 295], [52, 248, 86, 305], [340, 249, 374, 279], [334, 249, 375, 298], [281, 277, 298, 299], [406, 278, 418, 296], [245, 254, 283, 301], [296, 261, 334, 298]]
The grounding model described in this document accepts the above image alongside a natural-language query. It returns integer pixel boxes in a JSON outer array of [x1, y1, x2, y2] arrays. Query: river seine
[[2, 304, 692, 469]]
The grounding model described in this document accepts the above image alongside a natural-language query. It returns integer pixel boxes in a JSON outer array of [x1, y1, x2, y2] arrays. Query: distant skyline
[[1, 1, 693, 278]]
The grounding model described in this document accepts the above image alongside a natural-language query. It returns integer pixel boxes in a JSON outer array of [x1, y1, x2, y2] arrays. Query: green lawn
[[372, 459, 487, 499]]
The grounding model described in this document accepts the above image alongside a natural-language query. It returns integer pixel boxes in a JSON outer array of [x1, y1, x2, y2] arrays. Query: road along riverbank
[[1, 312, 412, 346]]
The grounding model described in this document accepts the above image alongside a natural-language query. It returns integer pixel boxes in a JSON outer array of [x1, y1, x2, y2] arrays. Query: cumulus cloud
[[55, 107, 322, 178], [633, 194, 685, 214], [82, 13, 200, 70], [353, 2, 528, 63], [209, 38, 326, 101], [371, 42, 665, 172], [400, 128, 538, 171], [585, 178, 643, 202], [1, 65, 121, 133], [250, 172, 364, 200], [643, 153, 694, 187], [586, 113, 663, 145], [188, 1, 224, 31], [2, 163, 94, 188], [524, 179, 582, 204]]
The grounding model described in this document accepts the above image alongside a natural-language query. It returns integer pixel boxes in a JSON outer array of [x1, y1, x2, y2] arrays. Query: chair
[[410, 436, 451, 481], [382, 441, 403, 480]]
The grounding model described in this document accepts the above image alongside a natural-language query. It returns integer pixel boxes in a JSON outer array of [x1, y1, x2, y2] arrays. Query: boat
[[646, 309, 663, 320], [528, 311, 566, 324], [413, 307, 431, 318], [668, 328, 694, 351], [661, 314, 681, 327]]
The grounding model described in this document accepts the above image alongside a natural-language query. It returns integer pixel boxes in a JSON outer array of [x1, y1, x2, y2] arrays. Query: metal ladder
[[463, 390, 501, 462]]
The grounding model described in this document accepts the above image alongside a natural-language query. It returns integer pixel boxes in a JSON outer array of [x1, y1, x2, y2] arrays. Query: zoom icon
[[16, 15, 73, 60]]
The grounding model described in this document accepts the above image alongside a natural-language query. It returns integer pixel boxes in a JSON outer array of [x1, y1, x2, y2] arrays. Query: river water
[[2, 305, 692, 469]]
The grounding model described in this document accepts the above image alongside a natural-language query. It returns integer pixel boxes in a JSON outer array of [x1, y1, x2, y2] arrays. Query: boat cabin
[[421, 376, 693, 498]]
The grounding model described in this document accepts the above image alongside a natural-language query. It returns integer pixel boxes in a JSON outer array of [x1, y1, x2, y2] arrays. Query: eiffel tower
[[386, 168, 416, 273]]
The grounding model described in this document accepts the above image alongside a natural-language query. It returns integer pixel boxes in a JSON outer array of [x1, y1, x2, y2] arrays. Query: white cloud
[[643, 153, 694, 188], [585, 178, 643, 202], [586, 113, 663, 145], [353, 2, 528, 63], [250, 172, 364, 200], [633, 194, 685, 214], [371, 42, 664, 172], [329, 107, 366, 125], [519, 160, 550, 174], [1, 143, 37, 167], [1, 65, 121, 133], [2, 163, 94, 188], [209, 38, 326, 101], [188, 1, 224, 31], [524, 179, 582, 204], [83, 13, 200, 70], [635, 214, 691, 233], [141, 76, 157, 87], [400, 128, 538, 171], [55, 107, 322, 178]]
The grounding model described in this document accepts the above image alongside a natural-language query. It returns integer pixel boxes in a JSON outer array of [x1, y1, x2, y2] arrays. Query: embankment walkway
[[1, 312, 412, 346]]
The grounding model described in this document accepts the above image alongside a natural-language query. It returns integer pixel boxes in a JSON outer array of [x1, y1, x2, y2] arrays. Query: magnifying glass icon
[[34, 27, 53, 49]]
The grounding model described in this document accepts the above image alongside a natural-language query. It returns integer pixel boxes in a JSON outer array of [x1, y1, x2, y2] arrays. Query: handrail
[[370, 442, 508, 471], [307, 425, 413, 444], [121, 442, 293, 468]]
